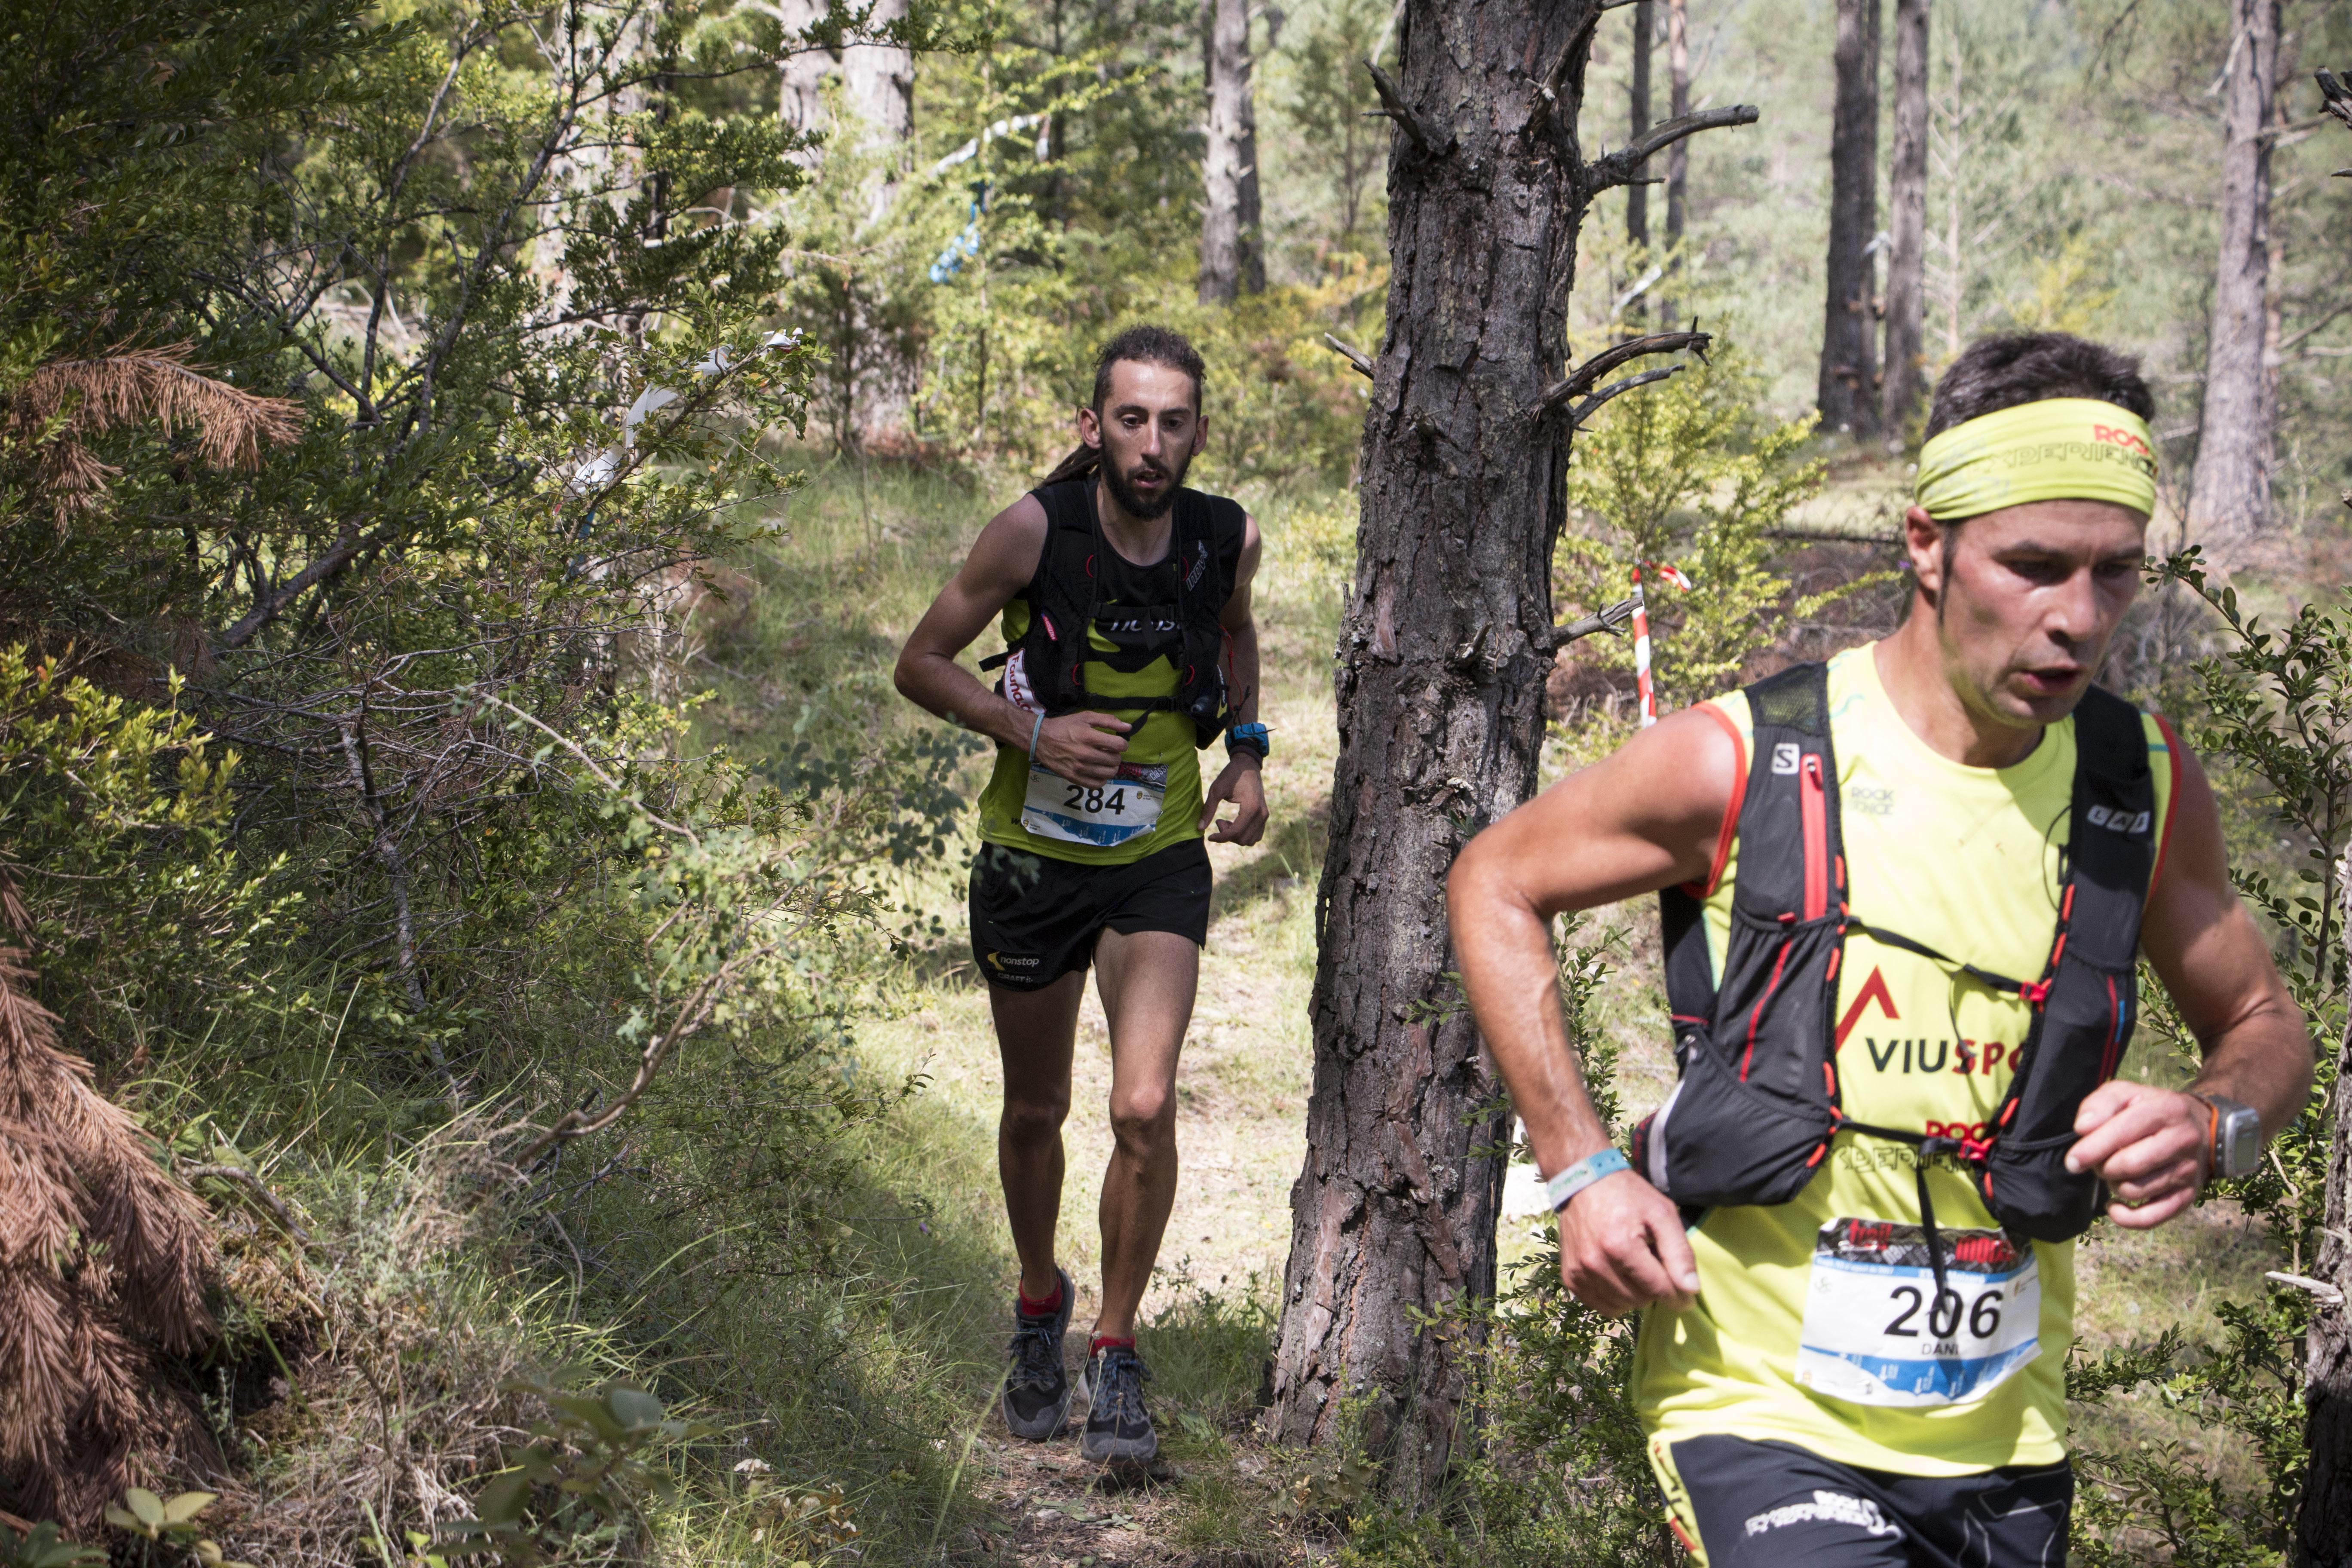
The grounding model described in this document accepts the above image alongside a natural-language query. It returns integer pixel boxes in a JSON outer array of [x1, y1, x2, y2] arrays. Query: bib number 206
[[1794, 1217, 2042, 1409], [1882, 1282, 2005, 1341]]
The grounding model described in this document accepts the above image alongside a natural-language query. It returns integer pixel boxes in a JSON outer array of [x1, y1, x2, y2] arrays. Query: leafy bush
[[2062, 549, 2348, 1565], [1557, 344, 1890, 710]]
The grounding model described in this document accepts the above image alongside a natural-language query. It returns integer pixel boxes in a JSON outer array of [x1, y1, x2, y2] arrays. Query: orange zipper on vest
[[1801, 753, 1828, 920]]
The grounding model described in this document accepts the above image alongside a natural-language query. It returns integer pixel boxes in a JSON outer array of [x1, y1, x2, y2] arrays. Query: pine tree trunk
[[1200, 0, 1262, 302], [1265, 0, 1730, 1498], [1879, 0, 1927, 439], [1661, 0, 1690, 320], [1629, 0, 1653, 260], [2298, 860, 2352, 1565], [2189, 0, 2278, 538], [777, 0, 913, 149], [1818, 0, 1881, 439]]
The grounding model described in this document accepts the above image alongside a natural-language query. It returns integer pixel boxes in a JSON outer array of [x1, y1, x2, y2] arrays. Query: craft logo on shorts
[[2092, 423, 2154, 460], [1744, 1491, 1902, 1540]]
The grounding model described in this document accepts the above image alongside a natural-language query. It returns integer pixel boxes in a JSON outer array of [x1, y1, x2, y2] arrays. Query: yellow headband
[[1913, 398, 2158, 522]]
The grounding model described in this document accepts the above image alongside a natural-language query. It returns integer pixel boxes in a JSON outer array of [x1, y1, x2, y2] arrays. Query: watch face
[[2223, 1109, 2262, 1179]]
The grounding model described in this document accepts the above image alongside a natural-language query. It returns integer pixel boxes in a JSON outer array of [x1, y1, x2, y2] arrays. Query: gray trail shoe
[[1079, 1342, 1157, 1464], [1001, 1268, 1077, 1441]]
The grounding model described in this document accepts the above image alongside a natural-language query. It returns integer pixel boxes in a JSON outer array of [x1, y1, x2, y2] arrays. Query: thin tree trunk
[[1818, 0, 1881, 438], [1629, 0, 1653, 259], [1880, 0, 1928, 438], [2190, 0, 2279, 538], [2297, 858, 2352, 1565], [1661, 0, 1690, 319], [1268, 0, 1748, 1496], [1200, 0, 1262, 302]]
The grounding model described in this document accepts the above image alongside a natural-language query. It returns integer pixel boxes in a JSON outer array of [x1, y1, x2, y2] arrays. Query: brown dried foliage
[[0, 946, 217, 1530], [6, 343, 303, 516]]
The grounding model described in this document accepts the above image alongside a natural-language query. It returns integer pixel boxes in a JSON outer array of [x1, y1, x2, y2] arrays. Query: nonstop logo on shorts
[[1744, 1491, 1903, 1540], [985, 950, 1041, 973]]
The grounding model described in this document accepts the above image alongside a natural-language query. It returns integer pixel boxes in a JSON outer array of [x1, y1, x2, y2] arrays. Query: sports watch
[[2197, 1093, 2262, 1181], [1225, 722, 1271, 761]]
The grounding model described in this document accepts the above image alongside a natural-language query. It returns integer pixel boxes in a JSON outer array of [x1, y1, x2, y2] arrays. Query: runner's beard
[[1101, 452, 1186, 520]]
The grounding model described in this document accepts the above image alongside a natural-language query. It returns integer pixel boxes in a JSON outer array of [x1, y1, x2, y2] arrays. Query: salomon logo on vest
[[2086, 804, 2150, 835]]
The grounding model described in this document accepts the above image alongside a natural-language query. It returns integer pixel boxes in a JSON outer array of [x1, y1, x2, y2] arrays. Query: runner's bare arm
[[2069, 738, 2314, 1229], [1448, 706, 1739, 1314], [892, 496, 1133, 787], [1201, 512, 1266, 845]]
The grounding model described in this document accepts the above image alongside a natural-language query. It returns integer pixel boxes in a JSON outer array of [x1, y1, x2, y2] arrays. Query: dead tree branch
[[1324, 334, 1377, 379], [1363, 59, 1449, 156], [1538, 328, 1712, 419], [1581, 105, 1760, 196], [1547, 594, 1638, 649], [1571, 366, 1682, 426]]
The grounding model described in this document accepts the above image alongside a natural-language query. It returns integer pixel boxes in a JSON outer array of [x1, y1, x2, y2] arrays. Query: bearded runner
[[894, 326, 1268, 1466], [1449, 332, 2312, 1567]]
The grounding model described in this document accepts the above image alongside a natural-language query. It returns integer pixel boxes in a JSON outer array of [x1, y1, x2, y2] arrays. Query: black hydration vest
[[1628, 662, 2158, 1270], [982, 478, 1242, 747]]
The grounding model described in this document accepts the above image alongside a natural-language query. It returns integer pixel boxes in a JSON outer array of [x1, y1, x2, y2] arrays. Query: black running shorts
[[1656, 1435, 2071, 1568], [967, 839, 1212, 992]]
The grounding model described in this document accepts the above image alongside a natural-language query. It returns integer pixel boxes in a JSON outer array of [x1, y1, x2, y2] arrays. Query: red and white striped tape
[[1631, 561, 1693, 728]]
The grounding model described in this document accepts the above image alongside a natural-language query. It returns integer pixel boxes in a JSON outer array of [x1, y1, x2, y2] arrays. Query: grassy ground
[[678, 454, 2284, 1565]]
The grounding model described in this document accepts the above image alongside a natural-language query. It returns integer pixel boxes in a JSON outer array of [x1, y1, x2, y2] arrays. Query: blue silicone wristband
[[1544, 1148, 1631, 1213], [1226, 721, 1270, 759]]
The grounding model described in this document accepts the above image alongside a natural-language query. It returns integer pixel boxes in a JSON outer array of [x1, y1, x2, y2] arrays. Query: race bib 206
[[1021, 761, 1167, 848], [1794, 1218, 2040, 1408]]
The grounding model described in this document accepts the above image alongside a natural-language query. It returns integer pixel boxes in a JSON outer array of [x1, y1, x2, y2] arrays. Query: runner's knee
[[1001, 1090, 1070, 1145], [1108, 1085, 1175, 1152]]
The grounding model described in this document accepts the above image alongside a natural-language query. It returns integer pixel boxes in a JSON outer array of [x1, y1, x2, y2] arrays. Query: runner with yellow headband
[[1450, 333, 2312, 1567]]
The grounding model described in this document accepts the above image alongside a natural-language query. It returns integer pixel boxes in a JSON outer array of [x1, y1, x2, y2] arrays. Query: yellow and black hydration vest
[[979, 478, 1242, 746], [1631, 661, 2158, 1290]]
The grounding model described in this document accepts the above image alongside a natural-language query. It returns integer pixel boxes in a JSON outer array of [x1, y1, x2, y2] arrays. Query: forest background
[[5, 0, 2352, 1564]]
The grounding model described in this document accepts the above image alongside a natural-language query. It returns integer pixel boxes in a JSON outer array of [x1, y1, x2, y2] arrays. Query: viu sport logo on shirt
[[2086, 803, 2152, 836]]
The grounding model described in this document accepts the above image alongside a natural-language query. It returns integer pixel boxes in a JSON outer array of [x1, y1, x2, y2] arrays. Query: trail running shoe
[[1001, 1267, 1076, 1441], [1079, 1342, 1158, 1464]]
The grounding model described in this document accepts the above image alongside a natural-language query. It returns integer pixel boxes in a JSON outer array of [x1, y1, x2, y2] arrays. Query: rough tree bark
[[777, 0, 913, 148], [1880, 0, 1928, 439], [1200, 0, 1264, 303], [2189, 0, 2279, 538], [1629, 0, 1654, 261], [1269, 0, 1752, 1495], [1661, 0, 1690, 319], [1818, 0, 1881, 438]]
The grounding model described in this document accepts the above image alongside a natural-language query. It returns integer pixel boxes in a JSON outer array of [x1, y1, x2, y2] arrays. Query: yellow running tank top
[[1635, 643, 2180, 1477], [975, 537, 1208, 867]]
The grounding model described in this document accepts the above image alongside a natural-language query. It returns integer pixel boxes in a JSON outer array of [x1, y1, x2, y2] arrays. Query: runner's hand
[[1201, 757, 1267, 845], [1035, 712, 1130, 787], [1556, 1169, 1700, 1315], [2066, 1079, 2210, 1229]]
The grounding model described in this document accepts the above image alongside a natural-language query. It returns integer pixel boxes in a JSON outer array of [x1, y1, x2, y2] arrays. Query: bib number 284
[[1793, 1217, 2041, 1409], [1021, 760, 1167, 849]]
